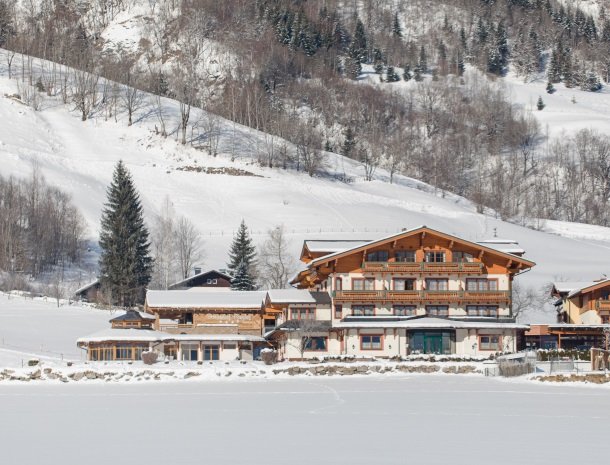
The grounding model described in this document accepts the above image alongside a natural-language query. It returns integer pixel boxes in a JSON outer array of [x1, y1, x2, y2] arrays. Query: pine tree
[[546, 81, 555, 94], [341, 127, 357, 158], [99, 161, 153, 306], [392, 12, 402, 38], [353, 18, 368, 63], [386, 66, 400, 82], [231, 260, 255, 291], [227, 220, 257, 285], [402, 63, 412, 81], [536, 96, 545, 110], [418, 45, 428, 73]]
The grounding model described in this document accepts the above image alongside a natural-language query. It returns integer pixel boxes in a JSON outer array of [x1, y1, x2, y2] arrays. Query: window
[[304, 337, 327, 351], [426, 306, 449, 317], [223, 343, 237, 350], [426, 279, 448, 291], [393, 278, 415, 291], [453, 251, 473, 263], [395, 250, 416, 262], [366, 250, 389, 262], [90, 346, 113, 361], [466, 279, 498, 291], [361, 335, 383, 350], [352, 278, 375, 291], [335, 278, 342, 291], [352, 305, 375, 316], [479, 335, 501, 351], [203, 345, 220, 360], [394, 305, 416, 316], [334, 304, 342, 319], [291, 308, 315, 320], [425, 251, 446, 263], [466, 306, 499, 317], [182, 312, 193, 325], [181, 343, 199, 361], [115, 344, 133, 360]]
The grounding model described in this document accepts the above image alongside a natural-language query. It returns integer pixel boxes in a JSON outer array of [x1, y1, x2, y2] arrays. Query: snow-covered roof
[[476, 239, 525, 256], [145, 290, 266, 309], [77, 328, 266, 344], [266, 289, 318, 304], [110, 310, 155, 322], [552, 279, 610, 297], [308, 226, 535, 266], [168, 269, 232, 289], [333, 317, 529, 330], [168, 334, 265, 342], [77, 328, 165, 343], [304, 240, 372, 253], [74, 279, 100, 295]]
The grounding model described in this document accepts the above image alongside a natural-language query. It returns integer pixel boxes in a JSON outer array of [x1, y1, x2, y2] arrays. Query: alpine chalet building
[[274, 226, 535, 359]]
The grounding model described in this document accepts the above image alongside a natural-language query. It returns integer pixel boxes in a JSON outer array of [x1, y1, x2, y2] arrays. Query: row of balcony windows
[[335, 277, 500, 292], [289, 305, 503, 320]]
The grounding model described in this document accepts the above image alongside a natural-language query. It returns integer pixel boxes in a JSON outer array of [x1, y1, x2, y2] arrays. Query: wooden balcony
[[595, 300, 610, 311], [333, 290, 510, 303], [462, 291, 510, 302], [362, 261, 484, 274]]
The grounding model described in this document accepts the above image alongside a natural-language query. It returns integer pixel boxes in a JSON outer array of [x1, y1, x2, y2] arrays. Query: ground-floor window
[[479, 335, 502, 351], [203, 345, 220, 360], [164, 345, 177, 359], [89, 346, 113, 361], [360, 335, 383, 350], [181, 343, 199, 361], [303, 337, 327, 351], [466, 305, 499, 317], [409, 331, 454, 355], [115, 344, 132, 360]]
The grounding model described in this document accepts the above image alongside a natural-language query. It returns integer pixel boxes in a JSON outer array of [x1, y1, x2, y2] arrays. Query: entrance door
[[424, 333, 443, 354]]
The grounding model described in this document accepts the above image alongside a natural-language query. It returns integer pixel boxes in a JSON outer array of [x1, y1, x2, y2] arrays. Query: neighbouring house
[[286, 225, 535, 359], [74, 279, 103, 303], [524, 325, 558, 350], [545, 279, 610, 349], [168, 269, 233, 290], [77, 309, 266, 362]]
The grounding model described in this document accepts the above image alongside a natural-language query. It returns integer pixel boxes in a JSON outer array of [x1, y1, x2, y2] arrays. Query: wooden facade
[[168, 269, 232, 290]]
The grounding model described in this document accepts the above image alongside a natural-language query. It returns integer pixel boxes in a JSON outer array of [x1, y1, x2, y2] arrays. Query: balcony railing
[[595, 300, 610, 311], [332, 290, 510, 303], [362, 261, 484, 274]]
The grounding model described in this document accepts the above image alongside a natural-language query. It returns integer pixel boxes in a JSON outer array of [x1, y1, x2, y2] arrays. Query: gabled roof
[[109, 310, 155, 323], [145, 290, 267, 309], [74, 279, 100, 295], [168, 269, 232, 289], [307, 225, 535, 268], [266, 289, 318, 304], [557, 279, 610, 298]]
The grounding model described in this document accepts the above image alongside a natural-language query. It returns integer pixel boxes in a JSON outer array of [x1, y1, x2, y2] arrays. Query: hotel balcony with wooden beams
[[332, 290, 510, 304], [360, 261, 484, 274]]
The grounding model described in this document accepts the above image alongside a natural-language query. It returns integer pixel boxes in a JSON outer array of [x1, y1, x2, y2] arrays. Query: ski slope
[[0, 50, 609, 324]]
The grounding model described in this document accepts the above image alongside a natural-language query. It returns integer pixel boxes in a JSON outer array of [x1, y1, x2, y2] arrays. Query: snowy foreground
[[2, 375, 609, 465]]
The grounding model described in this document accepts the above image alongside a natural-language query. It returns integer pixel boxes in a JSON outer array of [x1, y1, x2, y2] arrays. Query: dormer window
[[366, 250, 389, 262], [425, 251, 445, 263]]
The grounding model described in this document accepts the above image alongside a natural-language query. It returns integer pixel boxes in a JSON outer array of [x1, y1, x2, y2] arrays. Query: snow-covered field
[[1, 375, 609, 464]]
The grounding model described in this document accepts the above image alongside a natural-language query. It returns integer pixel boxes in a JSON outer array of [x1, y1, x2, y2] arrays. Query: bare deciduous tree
[[258, 224, 296, 289], [175, 216, 204, 280]]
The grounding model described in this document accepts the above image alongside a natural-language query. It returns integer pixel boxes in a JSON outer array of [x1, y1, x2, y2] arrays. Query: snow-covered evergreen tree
[[386, 66, 400, 82], [99, 160, 153, 306], [227, 220, 257, 284], [231, 260, 256, 291]]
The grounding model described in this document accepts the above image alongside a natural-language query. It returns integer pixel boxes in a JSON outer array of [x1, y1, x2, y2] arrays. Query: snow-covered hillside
[[1, 50, 609, 324]]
